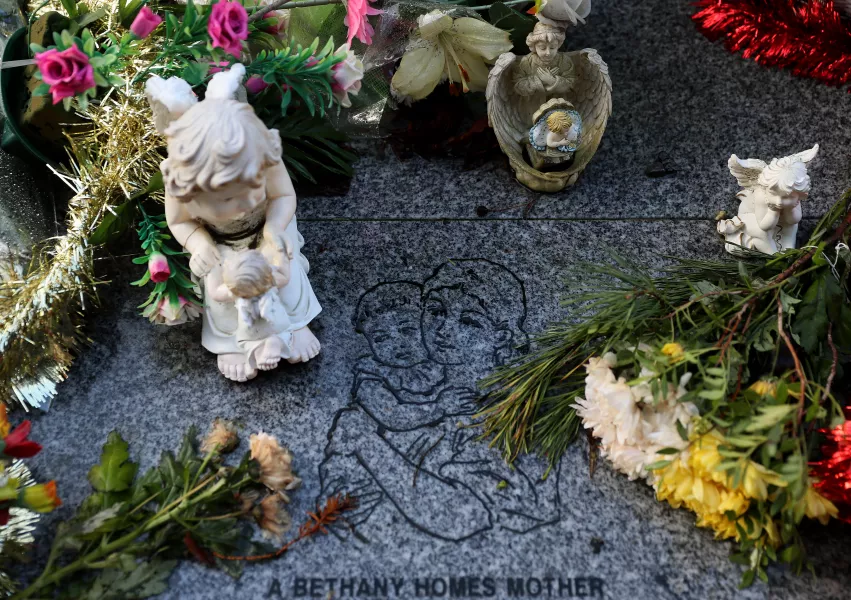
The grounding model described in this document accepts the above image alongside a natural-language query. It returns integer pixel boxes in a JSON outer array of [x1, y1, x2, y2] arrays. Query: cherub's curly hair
[[161, 99, 282, 202], [546, 111, 573, 133]]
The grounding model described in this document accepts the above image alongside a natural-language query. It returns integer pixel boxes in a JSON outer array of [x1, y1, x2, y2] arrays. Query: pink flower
[[345, 0, 381, 46], [331, 44, 364, 108], [148, 251, 170, 283], [245, 75, 269, 94], [130, 6, 163, 39], [150, 296, 202, 326], [35, 46, 96, 105], [208, 1, 249, 58]]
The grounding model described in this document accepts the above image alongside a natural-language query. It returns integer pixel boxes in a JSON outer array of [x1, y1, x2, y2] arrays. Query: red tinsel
[[810, 416, 851, 524], [693, 0, 851, 88]]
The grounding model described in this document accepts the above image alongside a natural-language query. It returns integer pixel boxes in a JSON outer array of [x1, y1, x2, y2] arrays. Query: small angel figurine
[[527, 100, 582, 170], [208, 249, 292, 374], [718, 145, 819, 255], [146, 65, 322, 382], [487, 18, 611, 192]]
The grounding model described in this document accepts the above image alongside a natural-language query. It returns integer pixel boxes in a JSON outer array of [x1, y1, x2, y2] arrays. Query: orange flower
[[20, 481, 62, 513], [0, 403, 10, 438]]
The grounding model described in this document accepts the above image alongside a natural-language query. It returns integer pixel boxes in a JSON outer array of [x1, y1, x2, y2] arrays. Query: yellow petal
[[391, 43, 446, 102], [449, 18, 513, 62]]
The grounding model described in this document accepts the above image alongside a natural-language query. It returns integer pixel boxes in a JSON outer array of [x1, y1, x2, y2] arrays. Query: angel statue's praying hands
[[513, 24, 576, 105]]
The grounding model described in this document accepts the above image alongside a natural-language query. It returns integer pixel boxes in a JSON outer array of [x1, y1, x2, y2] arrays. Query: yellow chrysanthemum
[[803, 487, 839, 525], [655, 458, 749, 540], [749, 380, 777, 398], [660, 342, 684, 362], [0, 404, 10, 438], [654, 431, 788, 542]]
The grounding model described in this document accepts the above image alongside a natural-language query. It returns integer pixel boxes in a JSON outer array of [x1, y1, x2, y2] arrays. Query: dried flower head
[[201, 418, 240, 455], [249, 432, 302, 493], [255, 493, 292, 540]]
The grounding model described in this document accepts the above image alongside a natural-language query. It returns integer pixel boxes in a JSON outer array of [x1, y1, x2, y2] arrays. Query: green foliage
[[246, 37, 346, 117], [479, 192, 851, 585], [132, 207, 201, 323], [262, 110, 357, 183], [488, 2, 535, 53], [13, 427, 275, 599]]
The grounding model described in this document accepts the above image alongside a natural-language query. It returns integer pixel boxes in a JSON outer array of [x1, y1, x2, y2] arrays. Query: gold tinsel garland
[[0, 1, 165, 409]]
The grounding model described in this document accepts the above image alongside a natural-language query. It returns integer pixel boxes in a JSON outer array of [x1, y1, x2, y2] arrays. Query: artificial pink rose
[[208, 1, 249, 58], [345, 0, 381, 46], [130, 6, 164, 39], [331, 44, 364, 108], [148, 251, 170, 283], [245, 75, 269, 94], [35, 46, 96, 105]]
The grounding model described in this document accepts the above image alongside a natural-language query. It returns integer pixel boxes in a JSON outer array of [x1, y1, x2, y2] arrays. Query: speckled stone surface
[[19, 220, 851, 600], [298, 2, 851, 221], [7, 0, 851, 598]]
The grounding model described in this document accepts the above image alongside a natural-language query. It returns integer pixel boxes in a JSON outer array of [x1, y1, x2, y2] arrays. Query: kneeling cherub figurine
[[148, 65, 322, 381]]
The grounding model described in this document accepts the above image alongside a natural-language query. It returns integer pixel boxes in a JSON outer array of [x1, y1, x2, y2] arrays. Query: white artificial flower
[[331, 44, 365, 108], [573, 354, 698, 482], [390, 10, 512, 103]]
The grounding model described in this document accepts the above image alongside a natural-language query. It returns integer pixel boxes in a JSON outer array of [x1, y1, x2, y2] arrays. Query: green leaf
[[89, 200, 138, 245], [81, 560, 177, 600], [61, 0, 79, 19], [645, 460, 672, 471], [29, 42, 47, 54], [698, 388, 726, 401], [791, 274, 829, 354], [181, 61, 210, 86], [489, 2, 535, 53], [88, 432, 138, 509], [32, 83, 51, 97]]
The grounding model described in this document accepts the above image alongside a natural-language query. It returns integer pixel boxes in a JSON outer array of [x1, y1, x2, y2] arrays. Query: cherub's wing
[[728, 155, 767, 188], [486, 53, 526, 161], [564, 49, 612, 179], [486, 52, 560, 185]]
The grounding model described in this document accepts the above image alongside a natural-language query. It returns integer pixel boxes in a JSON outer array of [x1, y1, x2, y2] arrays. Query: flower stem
[[467, 0, 532, 11], [248, 0, 343, 23], [12, 475, 224, 599]]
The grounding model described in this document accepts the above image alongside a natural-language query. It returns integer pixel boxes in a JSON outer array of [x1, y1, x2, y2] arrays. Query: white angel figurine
[[487, 21, 611, 192], [146, 65, 322, 382], [208, 250, 292, 372], [718, 145, 819, 255]]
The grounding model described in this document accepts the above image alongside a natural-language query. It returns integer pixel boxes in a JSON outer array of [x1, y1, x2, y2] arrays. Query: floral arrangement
[[132, 207, 202, 325], [481, 193, 851, 586], [0, 0, 531, 410], [0, 405, 61, 596], [3, 419, 355, 597]]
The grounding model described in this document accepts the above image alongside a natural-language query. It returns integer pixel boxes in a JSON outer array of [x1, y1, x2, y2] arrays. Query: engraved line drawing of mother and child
[[318, 260, 562, 542]]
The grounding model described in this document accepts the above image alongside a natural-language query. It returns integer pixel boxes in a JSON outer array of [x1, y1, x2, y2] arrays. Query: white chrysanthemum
[[573, 355, 698, 482]]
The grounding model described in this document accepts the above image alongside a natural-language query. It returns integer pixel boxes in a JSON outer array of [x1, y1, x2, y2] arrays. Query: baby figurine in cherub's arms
[[146, 65, 321, 382], [527, 99, 582, 170]]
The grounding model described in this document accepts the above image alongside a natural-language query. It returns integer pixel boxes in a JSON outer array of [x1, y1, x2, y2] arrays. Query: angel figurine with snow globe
[[486, 3, 611, 192], [146, 65, 322, 382]]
